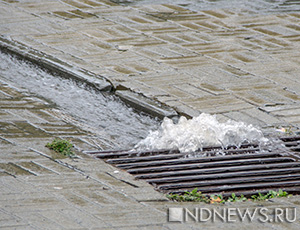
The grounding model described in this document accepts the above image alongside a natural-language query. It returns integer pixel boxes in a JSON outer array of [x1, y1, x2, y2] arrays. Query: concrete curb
[[116, 90, 177, 119], [0, 35, 112, 91], [0, 35, 178, 120]]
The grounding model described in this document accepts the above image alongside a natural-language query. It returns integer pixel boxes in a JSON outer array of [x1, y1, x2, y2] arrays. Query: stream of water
[[0, 51, 160, 149]]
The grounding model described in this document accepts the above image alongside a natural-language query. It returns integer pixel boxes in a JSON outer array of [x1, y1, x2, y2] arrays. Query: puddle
[[0, 51, 159, 149]]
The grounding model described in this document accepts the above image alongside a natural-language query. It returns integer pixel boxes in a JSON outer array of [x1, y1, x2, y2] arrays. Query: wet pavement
[[1, 0, 300, 229], [1, 0, 300, 129], [0, 51, 159, 149]]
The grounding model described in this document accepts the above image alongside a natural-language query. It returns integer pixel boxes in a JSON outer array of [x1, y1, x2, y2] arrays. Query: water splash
[[134, 113, 268, 153]]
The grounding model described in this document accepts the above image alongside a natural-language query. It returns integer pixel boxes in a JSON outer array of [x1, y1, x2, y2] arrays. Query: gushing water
[[0, 51, 159, 149], [134, 113, 268, 153]]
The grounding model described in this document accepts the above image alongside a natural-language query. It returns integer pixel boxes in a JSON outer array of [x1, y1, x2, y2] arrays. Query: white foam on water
[[134, 113, 268, 153]]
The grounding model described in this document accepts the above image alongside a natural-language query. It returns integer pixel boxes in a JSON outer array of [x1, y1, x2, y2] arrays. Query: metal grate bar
[[106, 153, 185, 164], [126, 157, 294, 174], [158, 174, 300, 190], [280, 136, 300, 153], [280, 136, 300, 142], [115, 153, 282, 169], [146, 167, 300, 184], [172, 180, 300, 194], [135, 162, 300, 179], [89, 149, 179, 159]]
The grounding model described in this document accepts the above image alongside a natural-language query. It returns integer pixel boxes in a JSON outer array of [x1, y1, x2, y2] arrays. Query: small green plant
[[167, 189, 291, 203], [227, 193, 247, 202], [251, 189, 291, 201], [167, 188, 210, 203], [46, 138, 74, 157], [277, 189, 290, 197], [251, 192, 270, 201]]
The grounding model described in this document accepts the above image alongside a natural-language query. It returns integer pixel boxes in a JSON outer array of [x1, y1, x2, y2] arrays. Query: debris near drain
[[85, 136, 300, 196]]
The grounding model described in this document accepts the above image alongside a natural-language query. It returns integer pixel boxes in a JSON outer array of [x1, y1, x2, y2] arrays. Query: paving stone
[[59, 208, 109, 228], [14, 212, 63, 230], [241, 108, 284, 126], [0, 225, 36, 230], [37, 210, 86, 229], [162, 100, 201, 118], [223, 111, 266, 127], [271, 108, 300, 117]]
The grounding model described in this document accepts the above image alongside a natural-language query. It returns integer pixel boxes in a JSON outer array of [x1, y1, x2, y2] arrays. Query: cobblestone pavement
[[1, 0, 300, 229]]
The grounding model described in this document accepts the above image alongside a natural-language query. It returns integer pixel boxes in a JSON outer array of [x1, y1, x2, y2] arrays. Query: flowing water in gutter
[[0, 51, 160, 149]]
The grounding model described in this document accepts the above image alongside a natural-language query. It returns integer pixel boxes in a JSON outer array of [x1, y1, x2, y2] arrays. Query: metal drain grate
[[85, 136, 300, 196], [279, 135, 300, 156]]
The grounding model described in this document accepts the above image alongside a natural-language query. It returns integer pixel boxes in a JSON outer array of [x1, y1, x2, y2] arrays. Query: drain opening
[[85, 136, 300, 196]]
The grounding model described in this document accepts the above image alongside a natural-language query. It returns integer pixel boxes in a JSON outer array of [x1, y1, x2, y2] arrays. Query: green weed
[[227, 193, 248, 203], [167, 188, 210, 203], [251, 189, 291, 201], [46, 138, 74, 157]]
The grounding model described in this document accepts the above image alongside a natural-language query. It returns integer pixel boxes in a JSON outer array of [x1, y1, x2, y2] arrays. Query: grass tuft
[[46, 138, 74, 157]]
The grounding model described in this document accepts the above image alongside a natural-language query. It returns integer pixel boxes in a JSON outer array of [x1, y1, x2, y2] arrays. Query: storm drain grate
[[85, 136, 300, 196]]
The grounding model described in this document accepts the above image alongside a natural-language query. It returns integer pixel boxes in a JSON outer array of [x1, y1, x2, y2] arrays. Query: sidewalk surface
[[1, 0, 300, 229]]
